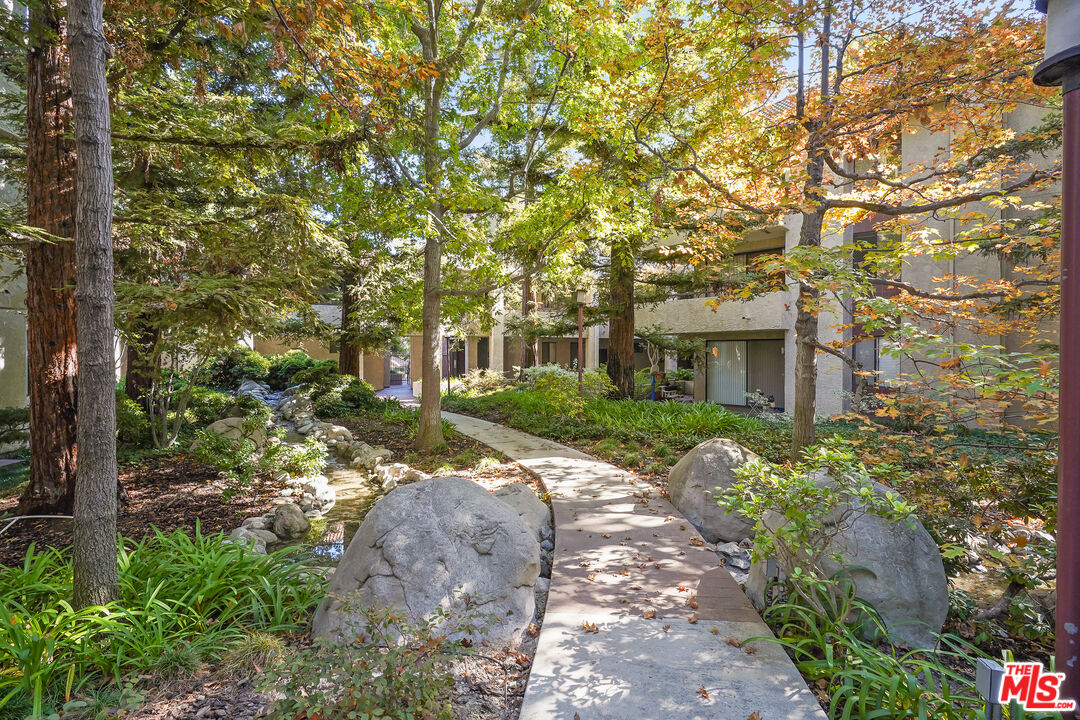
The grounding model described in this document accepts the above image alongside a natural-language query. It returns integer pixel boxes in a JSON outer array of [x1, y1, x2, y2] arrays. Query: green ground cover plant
[[0, 527, 322, 718], [264, 604, 469, 720]]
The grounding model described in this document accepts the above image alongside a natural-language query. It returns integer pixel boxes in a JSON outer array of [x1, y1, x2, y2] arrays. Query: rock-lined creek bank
[[211, 380, 554, 720]]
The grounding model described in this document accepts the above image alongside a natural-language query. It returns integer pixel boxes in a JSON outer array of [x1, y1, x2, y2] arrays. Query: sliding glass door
[[706, 340, 747, 405]]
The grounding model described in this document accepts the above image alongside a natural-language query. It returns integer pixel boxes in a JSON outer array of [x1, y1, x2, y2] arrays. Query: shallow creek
[[304, 463, 385, 564]]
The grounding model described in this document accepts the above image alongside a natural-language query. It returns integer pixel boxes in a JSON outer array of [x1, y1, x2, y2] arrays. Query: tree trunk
[[414, 21, 446, 453], [124, 321, 157, 413], [791, 262, 821, 457], [790, 209, 826, 459], [19, 0, 79, 516], [519, 276, 535, 375], [416, 225, 444, 451], [791, 11, 831, 460], [607, 236, 635, 399], [338, 272, 361, 377], [69, 0, 118, 607]]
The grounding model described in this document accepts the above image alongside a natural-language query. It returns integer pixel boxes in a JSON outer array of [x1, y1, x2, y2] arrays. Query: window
[[851, 337, 900, 387], [541, 342, 556, 364]]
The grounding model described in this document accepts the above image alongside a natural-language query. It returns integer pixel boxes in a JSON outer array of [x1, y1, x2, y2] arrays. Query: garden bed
[[0, 454, 279, 567]]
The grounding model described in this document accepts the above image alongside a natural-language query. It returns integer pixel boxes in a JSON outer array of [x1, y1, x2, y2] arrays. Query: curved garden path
[[442, 411, 827, 720]]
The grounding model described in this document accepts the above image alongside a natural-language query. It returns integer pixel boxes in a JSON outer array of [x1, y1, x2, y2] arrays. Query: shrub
[[296, 373, 380, 419], [207, 347, 271, 389], [266, 350, 323, 390], [456, 368, 508, 396], [0, 529, 322, 716], [263, 435, 327, 478], [720, 439, 915, 616], [187, 385, 269, 426], [264, 605, 465, 720], [190, 426, 260, 500], [115, 390, 150, 446], [289, 360, 338, 388], [534, 369, 617, 417], [192, 424, 327, 499], [0, 407, 29, 448], [341, 377, 379, 411], [521, 363, 574, 385]]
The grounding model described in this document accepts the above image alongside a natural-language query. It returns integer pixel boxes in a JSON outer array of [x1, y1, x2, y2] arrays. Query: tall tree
[[20, 0, 78, 515], [68, 0, 117, 606], [626, 0, 1052, 457], [267, 0, 576, 451]]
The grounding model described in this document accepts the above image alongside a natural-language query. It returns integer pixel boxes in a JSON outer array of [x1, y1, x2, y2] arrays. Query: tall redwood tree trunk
[[338, 272, 361, 376], [607, 237, 635, 399], [19, 0, 79, 516], [69, 0, 118, 607]]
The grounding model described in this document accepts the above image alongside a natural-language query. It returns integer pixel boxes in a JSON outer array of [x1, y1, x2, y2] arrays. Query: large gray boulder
[[667, 438, 757, 543], [493, 483, 550, 538], [745, 476, 948, 649], [312, 476, 540, 647]]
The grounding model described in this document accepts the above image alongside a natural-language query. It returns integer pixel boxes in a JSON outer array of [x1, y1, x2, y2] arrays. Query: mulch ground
[[339, 413, 544, 496], [0, 455, 279, 567]]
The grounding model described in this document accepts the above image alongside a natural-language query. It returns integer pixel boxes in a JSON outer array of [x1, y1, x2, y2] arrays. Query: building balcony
[[634, 290, 795, 337]]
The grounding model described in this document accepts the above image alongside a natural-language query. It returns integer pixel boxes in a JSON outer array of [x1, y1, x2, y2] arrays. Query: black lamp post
[[1033, 0, 1080, 710], [575, 289, 586, 394]]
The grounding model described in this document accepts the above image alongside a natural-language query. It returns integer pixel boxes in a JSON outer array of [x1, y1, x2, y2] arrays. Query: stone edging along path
[[442, 411, 827, 720]]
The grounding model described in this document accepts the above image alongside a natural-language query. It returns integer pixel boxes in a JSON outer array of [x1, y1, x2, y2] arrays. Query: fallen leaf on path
[[688, 615, 698, 624], [725, 637, 742, 648], [747, 713, 761, 720], [710, 627, 720, 635], [642, 608, 656, 619], [697, 686, 709, 699], [581, 621, 599, 634], [744, 646, 758, 654], [601, 533, 611, 538], [687, 596, 699, 609], [677, 586, 688, 592], [662, 625, 671, 632], [680, 524, 686, 530]]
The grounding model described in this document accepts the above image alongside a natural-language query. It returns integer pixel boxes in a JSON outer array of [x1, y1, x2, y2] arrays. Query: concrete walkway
[[375, 383, 418, 407], [443, 411, 827, 720]]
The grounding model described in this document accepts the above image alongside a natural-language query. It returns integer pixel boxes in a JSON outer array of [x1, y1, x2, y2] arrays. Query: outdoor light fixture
[[1034, 0, 1080, 89], [1033, 0, 1080, 712], [574, 289, 587, 306], [975, 658, 1005, 720]]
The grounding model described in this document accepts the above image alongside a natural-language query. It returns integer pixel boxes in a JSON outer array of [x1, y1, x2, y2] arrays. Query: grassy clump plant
[[0, 527, 323, 717]]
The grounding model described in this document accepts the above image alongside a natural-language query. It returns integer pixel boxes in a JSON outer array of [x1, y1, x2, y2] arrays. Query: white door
[[706, 340, 747, 405]]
